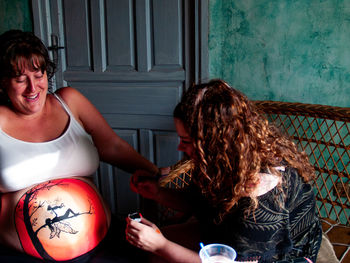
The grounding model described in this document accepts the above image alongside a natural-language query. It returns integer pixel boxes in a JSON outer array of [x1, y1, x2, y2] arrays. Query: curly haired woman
[[126, 79, 322, 263]]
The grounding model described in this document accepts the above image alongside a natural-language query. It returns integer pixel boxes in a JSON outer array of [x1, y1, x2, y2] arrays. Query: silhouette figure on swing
[[35, 202, 93, 239]]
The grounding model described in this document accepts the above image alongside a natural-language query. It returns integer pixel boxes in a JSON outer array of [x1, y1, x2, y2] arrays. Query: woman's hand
[[131, 168, 193, 213], [130, 170, 161, 200], [126, 216, 202, 263], [125, 216, 167, 253]]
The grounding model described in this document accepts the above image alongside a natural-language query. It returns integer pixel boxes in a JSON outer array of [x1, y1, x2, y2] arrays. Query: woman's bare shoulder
[[55, 87, 91, 113], [55, 86, 83, 102]]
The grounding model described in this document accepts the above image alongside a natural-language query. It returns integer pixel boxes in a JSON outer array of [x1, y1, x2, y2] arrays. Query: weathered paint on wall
[[1, 0, 349, 107], [209, 0, 350, 107], [0, 0, 32, 34]]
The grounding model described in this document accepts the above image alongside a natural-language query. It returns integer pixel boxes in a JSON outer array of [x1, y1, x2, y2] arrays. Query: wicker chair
[[254, 101, 350, 263], [161, 100, 350, 263]]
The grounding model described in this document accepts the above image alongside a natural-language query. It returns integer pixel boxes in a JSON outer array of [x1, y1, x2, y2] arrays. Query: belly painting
[[14, 178, 108, 261]]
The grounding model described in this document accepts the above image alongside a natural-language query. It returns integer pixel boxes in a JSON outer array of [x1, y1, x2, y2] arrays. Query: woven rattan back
[[254, 101, 350, 226]]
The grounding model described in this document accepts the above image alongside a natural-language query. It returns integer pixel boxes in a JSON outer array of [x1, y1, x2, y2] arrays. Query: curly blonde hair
[[172, 79, 315, 222]]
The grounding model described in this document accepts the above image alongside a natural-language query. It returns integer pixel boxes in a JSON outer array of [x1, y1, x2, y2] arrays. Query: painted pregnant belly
[[15, 178, 108, 261]]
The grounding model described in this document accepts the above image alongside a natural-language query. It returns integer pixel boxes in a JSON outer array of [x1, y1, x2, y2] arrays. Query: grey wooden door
[[31, 0, 208, 217]]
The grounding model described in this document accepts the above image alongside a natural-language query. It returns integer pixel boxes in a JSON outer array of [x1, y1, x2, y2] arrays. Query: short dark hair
[[0, 30, 56, 89]]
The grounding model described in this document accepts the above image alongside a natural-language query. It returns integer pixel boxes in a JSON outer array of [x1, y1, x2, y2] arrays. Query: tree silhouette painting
[[14, 178, 105, 261]]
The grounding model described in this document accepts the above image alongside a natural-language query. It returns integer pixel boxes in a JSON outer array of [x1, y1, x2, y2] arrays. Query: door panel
[[72, 82, 181, 117], [59, 0, 185, 78], [32, 0, 208, 217], [105, 0, 135, 70], [152, 0, 182, 67], [62, 0, 91, 70]]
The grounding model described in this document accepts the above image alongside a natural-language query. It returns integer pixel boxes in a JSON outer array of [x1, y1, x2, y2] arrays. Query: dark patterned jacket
[[189, 167, 322, 262]]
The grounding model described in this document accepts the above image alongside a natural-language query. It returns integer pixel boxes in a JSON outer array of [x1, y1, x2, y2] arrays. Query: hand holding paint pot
[[199, 243, 237, 263], [126, 214, 165, 253]]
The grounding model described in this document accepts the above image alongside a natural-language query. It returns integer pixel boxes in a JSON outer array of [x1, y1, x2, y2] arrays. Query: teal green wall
[[1, 0, 349, 107], [0, 0, 32, 34], [209, 0, 350, 107]]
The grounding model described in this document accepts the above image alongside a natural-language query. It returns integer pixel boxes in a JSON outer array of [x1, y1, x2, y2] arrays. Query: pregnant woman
[[0, 30, 159, 261]]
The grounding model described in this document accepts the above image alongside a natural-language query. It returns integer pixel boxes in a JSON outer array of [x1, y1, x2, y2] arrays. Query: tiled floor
[[321, 219, 350, 263]]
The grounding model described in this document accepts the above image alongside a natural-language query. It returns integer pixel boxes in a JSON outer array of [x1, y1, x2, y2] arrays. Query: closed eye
[[34, 72, 44, 79], [15, 76, 26, 83]]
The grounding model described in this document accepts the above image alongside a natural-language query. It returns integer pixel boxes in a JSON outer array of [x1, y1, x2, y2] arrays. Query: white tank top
[[0, 94, 100, 193]]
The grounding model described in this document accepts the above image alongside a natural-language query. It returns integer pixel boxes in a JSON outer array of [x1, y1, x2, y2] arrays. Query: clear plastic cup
[[199, 243, 237, 263]]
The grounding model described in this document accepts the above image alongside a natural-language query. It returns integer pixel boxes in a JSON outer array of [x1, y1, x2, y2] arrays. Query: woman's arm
[[155, 239, 201, 263], [56, 87, 158, 174], [126, 217, 201, 263]]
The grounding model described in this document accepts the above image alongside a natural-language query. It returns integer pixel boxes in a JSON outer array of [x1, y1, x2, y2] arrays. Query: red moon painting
[[15, 178, 108, 261]]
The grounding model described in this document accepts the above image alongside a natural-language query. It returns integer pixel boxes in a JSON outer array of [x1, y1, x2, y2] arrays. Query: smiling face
[[5, 57, 48, 117], [174, 118, 195, 159], [0, 30, 55, 116]]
